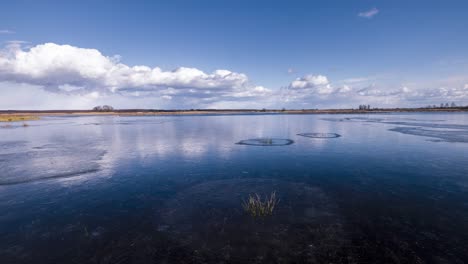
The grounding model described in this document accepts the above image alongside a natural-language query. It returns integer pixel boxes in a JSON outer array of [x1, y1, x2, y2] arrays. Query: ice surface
[[0, 141, 105, 185], [324, 116, 468, 143], [389, 127, 468, 143]]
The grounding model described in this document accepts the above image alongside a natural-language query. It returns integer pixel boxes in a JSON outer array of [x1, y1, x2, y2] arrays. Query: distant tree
[[440, 103, 444, 108], [281, 107, 286, 112], [102, 105, 114, 111], [444, 103, 449, 108], [359, 104, 370, 110], [451, 102, 456, 108], [93, 105, 114, 112]]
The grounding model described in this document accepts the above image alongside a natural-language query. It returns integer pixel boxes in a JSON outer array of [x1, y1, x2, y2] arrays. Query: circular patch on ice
[[236, 138, 294, 146], [297, 133, 341, 138]]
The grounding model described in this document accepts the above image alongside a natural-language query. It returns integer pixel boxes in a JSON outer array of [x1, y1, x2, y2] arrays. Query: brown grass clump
[[242, 191, 279, 217]]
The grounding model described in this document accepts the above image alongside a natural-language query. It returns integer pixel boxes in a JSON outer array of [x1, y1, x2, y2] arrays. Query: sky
[[1, 0, 468, 110]]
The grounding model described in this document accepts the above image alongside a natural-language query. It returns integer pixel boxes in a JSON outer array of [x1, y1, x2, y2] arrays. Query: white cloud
[[0, 42, 272, 106], [337, 85, 351, 93], [358, 8, 379, 18], [282, 74, 337, 107], [282, 73, 468, 108], [289, 75, 329, 89], [0, 43, 253, 93], [417, 86, 468, 100], [356, 85, 412, 97], [287, 74, 341, 98], [1, 42, 467, 110], [0, 29, 14, 34], [226, 86, 272, 98]]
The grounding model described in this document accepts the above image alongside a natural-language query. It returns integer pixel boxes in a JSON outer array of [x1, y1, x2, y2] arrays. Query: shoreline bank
[[1, 108, 468, 121]]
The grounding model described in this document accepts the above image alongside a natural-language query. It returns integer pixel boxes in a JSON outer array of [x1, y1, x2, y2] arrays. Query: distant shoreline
[[1, 108, 468, 118]]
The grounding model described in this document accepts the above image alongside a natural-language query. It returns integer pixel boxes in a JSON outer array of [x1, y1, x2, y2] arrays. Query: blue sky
[[1, 0, 468, 109]]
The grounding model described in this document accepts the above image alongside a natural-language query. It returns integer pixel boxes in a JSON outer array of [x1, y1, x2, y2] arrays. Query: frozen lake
[[0, 113, 467, 263]]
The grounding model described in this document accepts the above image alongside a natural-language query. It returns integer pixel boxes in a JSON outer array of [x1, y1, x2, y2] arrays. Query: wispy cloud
[[342, 77, 372, 84], [358, 8, 379, 19], [0, 29, 15, 34], [5, 40, 27, 44]]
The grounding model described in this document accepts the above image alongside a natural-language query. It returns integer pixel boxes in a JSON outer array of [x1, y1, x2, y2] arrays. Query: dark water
[[0, 113, 467, 263]]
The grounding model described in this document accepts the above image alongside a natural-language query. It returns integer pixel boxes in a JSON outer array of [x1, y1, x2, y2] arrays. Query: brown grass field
[[0, 115, 40, 122]]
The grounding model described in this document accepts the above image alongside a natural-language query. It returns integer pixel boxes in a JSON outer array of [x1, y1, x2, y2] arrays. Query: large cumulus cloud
[[0, 42, 270, 101]]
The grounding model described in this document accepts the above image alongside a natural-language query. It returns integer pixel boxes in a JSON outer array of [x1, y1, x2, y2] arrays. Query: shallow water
[[0, 113, 468, 263]]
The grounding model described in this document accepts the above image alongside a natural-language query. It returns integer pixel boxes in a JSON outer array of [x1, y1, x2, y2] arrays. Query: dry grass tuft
[[242, 191, 279, 217]]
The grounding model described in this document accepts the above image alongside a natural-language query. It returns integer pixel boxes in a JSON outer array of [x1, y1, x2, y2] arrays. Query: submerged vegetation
[[242, 191, 279, 217], [297, 132, 341, 138], [0, 115, 39, 122], [237, 138, 294, 146], [259, 138, 273, 145]]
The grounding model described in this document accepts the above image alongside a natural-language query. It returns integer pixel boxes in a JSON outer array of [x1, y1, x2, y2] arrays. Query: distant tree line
[[358, 104, 371, 110], [92, 105, 114, 112], [424, 102, 458, 109]]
